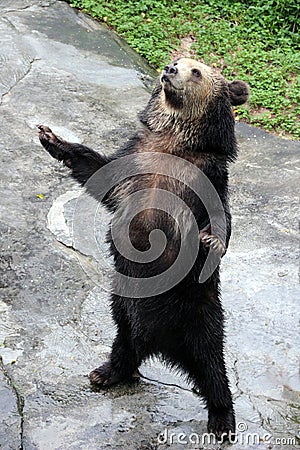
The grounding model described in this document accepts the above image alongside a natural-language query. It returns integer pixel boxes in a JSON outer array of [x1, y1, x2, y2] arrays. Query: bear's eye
[[191, 68, 201, 78]]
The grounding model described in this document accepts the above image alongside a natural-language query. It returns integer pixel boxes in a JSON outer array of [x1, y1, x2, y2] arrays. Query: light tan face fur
[[162, 59, 213, 89], [160, 58, 223, 119]]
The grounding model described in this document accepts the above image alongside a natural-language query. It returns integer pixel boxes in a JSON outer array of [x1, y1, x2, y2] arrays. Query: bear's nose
[[163, 65, 178, 75]]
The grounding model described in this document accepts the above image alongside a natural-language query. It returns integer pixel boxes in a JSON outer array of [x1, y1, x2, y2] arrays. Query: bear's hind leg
[[167, 296, 235, 441], [89, 329, 139, 386], [89, 311, 145, 387], [173, 342, 235, 441]]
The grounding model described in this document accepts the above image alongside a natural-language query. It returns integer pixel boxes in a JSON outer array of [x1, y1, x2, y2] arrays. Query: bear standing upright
[[38, 58, 249, 440]]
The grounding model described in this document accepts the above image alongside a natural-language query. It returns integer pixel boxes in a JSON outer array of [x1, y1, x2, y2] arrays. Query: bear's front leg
[[38, 125, 110, 186]]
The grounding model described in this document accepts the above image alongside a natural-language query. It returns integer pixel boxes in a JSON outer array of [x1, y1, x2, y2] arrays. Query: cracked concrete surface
[[0, 1, 299, 449]]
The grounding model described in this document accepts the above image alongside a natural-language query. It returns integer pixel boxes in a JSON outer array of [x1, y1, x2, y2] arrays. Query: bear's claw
[[38, 124, 68, 162], [89, 364, 112, 387], [38, 124, 59, 144], [200, 232, 227, 257], [89, 362, 139, 388]]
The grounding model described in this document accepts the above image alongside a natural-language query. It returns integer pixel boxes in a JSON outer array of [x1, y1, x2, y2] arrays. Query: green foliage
[[69, 0, 300, 138]]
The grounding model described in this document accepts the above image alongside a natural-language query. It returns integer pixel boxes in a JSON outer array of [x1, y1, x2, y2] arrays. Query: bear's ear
[[228, 80, 249, 106]]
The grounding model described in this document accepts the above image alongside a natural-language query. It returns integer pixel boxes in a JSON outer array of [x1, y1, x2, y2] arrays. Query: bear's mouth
[[160, 74, 184, 91], [161, 75, 170, 83]]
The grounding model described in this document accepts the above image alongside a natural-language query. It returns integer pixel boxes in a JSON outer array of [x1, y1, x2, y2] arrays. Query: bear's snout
[[162, 65, 178, 82], [163, 64, 178, 75], [161, 64, 180, 86]]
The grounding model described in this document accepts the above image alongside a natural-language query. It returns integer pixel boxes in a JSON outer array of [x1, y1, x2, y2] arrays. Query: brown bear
[[38, 57, 248, 441]]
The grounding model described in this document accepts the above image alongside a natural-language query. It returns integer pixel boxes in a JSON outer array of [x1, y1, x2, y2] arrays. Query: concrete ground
[[0, 1, 299, 449]]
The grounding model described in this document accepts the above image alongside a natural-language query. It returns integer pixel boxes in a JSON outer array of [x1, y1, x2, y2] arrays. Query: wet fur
[[38, 58, 249, 441]]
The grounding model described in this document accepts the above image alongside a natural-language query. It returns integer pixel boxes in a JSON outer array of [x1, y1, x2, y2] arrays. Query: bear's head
[[139, 58, 249, 158], [161, 58, 248, 113]]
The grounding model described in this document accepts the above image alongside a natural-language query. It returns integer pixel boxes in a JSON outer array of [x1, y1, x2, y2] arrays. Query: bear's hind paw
[[208, 408, 236, 442], [89, 362, 137, 388]]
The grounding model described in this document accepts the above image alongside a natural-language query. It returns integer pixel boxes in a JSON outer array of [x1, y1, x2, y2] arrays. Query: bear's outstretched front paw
[[38, 125, 58, 145], [89, 362, 133, 388], [208, 408, 236, 442], [200, 232, 227, 257], [38, 125, 68, 162]]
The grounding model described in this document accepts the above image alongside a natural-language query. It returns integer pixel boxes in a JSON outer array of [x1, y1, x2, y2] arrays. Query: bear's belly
[[108, 171, 207, 279]]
